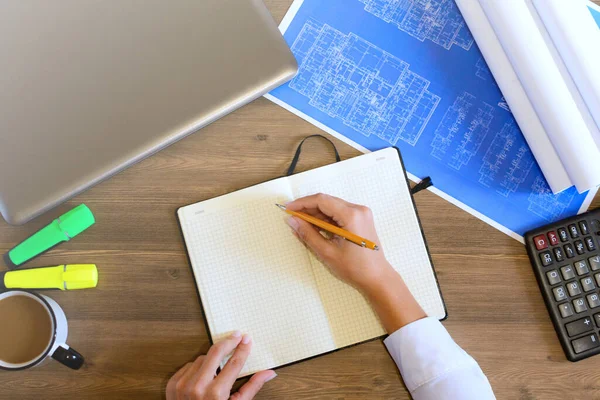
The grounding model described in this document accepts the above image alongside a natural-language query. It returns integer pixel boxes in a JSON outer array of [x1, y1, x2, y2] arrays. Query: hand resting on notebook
[[166, 331, 276, 400], [285, 193, 427, 333]]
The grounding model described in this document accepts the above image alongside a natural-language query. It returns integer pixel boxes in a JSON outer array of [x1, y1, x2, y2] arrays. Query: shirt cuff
[[383, 317, 480, 393]]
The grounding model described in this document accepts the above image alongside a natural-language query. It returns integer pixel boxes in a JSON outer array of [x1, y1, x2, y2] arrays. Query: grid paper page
[[290, 147, 446, 348], [178, 178, 337, 377]]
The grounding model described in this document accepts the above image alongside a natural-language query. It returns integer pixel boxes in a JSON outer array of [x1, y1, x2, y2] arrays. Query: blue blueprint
[[269, 0, 600, 238]]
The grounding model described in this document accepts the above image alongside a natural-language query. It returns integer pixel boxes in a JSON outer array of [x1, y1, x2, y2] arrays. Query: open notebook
[[178, 147, 446, 377]]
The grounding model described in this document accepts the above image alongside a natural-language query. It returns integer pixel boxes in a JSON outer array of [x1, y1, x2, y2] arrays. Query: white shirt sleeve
[[383, 317, 495, 400]]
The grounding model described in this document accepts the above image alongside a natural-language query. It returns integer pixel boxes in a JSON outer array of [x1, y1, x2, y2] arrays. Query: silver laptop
[[0, 0, 297, 225]]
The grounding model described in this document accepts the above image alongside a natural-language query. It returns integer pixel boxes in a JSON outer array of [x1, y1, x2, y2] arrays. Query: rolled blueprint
[[532, 0, 600, 147], [525, 0, 600, 162], [479, 0, 600, 194], [454, 0, 572, 193]]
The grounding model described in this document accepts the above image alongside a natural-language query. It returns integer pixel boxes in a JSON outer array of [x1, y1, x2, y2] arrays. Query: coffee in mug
[[0, 294, 53, 364], [0, 291, 84, 371]]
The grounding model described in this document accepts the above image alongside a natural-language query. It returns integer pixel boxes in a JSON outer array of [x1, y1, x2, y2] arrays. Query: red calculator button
[[534, 235, 549, 250], [548, 231, 559, 246]]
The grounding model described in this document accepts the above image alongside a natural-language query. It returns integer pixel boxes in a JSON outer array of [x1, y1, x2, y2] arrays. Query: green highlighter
[[3, 204, 95, 269]]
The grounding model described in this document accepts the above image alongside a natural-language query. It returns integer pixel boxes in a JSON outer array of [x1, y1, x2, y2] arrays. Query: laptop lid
[[0, 0, 297, 225]]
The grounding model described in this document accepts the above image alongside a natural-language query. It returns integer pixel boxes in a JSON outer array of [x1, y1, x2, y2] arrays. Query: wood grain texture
[[1, 1, 600, 399]]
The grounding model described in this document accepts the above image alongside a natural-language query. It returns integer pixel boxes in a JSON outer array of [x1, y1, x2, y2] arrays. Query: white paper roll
[[532, 0, 600, 147], [455, 0, 573, 193], [479, 0, 600, 193], [525, 0, 600, 158]]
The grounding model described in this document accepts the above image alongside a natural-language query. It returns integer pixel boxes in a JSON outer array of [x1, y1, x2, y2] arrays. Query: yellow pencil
[[276, 204, 379, 251]]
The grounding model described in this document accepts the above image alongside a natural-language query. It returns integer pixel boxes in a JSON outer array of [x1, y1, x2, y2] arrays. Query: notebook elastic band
[[287, 135, 341, 176]]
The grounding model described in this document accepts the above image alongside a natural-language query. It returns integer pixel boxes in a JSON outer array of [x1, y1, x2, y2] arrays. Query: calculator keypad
[[553, 247, 565, 262], [540, 251, 553, 266], [558, 228, 569, 242], [587, 294, 600, 309], [569, 224, 580, 238], [546, 270, 561, 285], [566, 318, 593, 337], [534, 234, 548, 250], [561, 265, 576, 280], [575, 260, 589, 275], [548, 231, 559, 246], [586, 237, 596, 251], [576, 240, 585, 255], [572, 334, 599, 354], [559, 303, 574, 318], [582, 277, 596, 292], [526, 211, 600, 361], [590, 256, 600, 271], [565, 244, 576, 258], [574, 298, 587, 313], [580, 221, 590, 236], [567, 281, 581, 296], [553, 286, 567, 301]]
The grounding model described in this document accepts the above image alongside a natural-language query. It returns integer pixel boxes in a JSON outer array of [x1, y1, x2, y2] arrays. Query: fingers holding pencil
[[277, 196, 379, 250], [281, 194, 390, 290]]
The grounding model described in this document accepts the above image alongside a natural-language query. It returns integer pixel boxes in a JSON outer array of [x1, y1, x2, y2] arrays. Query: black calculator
[[525, 208, 600, 361]]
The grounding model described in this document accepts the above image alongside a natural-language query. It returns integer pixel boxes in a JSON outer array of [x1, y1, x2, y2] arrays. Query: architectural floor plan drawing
[[359, 0, 474, 51], [289, 19, 440, 146], [479, 120, 535, 198], [430, 92, 494, 171], [529, 177, 577, 222], [267, 0, 598, 240]]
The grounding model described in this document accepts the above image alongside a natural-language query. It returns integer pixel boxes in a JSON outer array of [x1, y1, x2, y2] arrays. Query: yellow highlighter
[[0, 264, 98, 291]]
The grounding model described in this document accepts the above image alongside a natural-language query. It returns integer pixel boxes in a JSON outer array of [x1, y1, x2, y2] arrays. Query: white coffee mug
[[0, 290, 84, 371]]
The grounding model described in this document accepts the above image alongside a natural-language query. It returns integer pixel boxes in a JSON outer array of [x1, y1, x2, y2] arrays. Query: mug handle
[[52, 345, 84, 370]]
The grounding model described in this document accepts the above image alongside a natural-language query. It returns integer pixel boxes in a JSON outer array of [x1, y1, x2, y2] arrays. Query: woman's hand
[[166, 332, 276, 400], [285, 193, 394, 292], [286, 193, 426, 333]]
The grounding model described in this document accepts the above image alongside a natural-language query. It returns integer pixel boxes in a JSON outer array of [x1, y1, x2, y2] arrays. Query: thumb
[[232, 370, 277, 400], [287, 217, 334, 261]]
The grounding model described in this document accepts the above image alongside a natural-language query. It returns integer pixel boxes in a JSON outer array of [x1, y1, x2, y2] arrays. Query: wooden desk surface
[[2, 1, 600, 398]]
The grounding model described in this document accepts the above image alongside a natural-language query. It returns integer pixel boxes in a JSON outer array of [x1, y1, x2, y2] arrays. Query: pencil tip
[[374, 245, 380, 251], [275, 203, 286, 210]]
